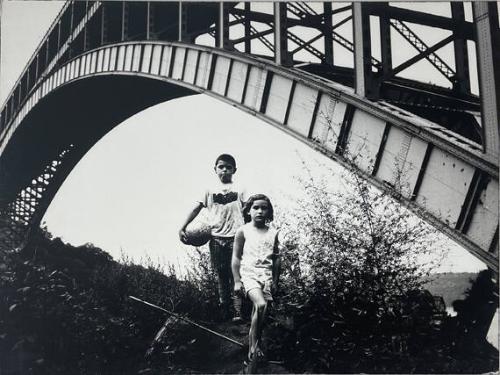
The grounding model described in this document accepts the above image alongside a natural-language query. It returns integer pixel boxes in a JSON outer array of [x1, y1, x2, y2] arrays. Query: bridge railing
[[1, 1, 93, 135]]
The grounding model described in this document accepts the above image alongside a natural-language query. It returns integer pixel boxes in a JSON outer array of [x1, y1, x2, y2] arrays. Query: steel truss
[[2, 1, 495, 147], [0, 1, 498, 256], [0, 144, 81, 251]]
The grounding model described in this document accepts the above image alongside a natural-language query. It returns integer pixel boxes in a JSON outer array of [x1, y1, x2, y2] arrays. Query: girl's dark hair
[[243, 194, 274, 223]]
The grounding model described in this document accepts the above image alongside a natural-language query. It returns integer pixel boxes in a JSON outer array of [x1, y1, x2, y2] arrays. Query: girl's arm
[[272, 233, 281, 292], [232, 228, 245, 294]]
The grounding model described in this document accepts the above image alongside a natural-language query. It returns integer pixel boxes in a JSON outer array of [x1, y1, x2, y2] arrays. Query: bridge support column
[[83, 1, 90, 51], [379, 3, 392, 77], [146, 2, 152, 40], [121, 2, 129, 41], [68, 2, 75, 58], [353, 3, 377, 99], [100, 4, 107, 45], [56, 21, 62, 50], [244, 3, 251, 53], [44, 39, 50, 67], [274, 2, 289, 66], [178, 2, 188, 42], [323, 2, 334, 65], [217, 2, 230, 49], [473, 2, 499, 159], [451, 3, 471, 94]]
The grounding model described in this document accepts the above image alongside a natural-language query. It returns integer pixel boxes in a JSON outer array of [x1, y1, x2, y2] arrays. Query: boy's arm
[[178, 202, 203, 243], [272, 234, 281, 292], [232, 228, 245, 294]]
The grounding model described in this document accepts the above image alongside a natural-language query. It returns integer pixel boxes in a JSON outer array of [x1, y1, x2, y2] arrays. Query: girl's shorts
[[241, 275, 273, 301]]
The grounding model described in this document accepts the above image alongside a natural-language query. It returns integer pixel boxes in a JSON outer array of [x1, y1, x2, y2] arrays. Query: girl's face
[[250, 199, 270, 225]]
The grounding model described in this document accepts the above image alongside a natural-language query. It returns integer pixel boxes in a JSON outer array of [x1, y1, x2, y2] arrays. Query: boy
[[179, 154, 246, 321]]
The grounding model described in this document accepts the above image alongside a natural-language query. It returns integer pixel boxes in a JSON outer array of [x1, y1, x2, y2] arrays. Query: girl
[[231, 194, 281, 363]]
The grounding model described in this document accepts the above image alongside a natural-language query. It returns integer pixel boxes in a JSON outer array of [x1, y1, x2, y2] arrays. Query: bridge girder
[[2, 1, 494, 147], [0, 41, 497, 274], [0, 2, 498, 272]]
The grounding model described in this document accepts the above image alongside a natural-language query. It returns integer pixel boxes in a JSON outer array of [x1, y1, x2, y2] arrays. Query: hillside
[[0, 229, 215, 374], [0, 229, 497, 374], [425, 272, 478, 307]]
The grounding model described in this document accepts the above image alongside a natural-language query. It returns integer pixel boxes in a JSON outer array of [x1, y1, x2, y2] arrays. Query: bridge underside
[[0, 74, 195, 248], [1, 76, 194, 203], [0, 1, 498, 274], [299, 63, 482, 144], [0, 41, 497, 275]]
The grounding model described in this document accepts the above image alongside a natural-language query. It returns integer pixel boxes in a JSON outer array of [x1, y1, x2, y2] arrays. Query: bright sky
[[0, 1, 487, 274]]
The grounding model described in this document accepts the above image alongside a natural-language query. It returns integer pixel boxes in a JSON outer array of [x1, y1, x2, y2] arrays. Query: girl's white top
[[240, 223, 278, 280]]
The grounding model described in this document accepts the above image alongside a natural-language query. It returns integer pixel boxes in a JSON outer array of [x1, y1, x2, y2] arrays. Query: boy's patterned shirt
[[199, 181, 247, 238]]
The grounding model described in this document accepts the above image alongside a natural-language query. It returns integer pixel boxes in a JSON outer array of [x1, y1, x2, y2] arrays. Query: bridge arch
[[0, 41, 497, 272]]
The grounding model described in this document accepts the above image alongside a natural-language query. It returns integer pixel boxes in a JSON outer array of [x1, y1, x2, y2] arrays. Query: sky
[[0, 1, 487, 274]]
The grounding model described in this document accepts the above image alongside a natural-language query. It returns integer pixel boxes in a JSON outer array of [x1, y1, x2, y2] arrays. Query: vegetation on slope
[[0, 228, 220, 374], [0, 160, 497, 374], [0, 227, 497, 374]]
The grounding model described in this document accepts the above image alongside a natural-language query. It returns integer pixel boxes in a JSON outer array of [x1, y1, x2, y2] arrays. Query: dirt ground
[[142, 318, 289, 374]]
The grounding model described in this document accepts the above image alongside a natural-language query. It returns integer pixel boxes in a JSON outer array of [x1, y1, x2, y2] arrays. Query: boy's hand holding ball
[[179, 228, 188, 244], [180, 222, 212, 247]]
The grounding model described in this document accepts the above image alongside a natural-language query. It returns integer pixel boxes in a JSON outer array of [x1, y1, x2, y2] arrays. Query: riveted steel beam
[[231, 7, 313, 29], [353, 3, 377, 99], [217, 2, 230, 49], [121, 2, 128, 40], [323, 2, 334, 65], [101, 3, 107, 44], [83, 1, 90, 51], [244, 2, 251, 53], [365, 4, 474, 39], [390, 35, 454, 78], [473, 2, 499, 158], [274, 2, 288, 66], [146, 2, 151, 40], [391, 19, 455, 83], [231, 27, 273, 48], [379, 2, 392, 77], [2, 42, 496, 274], [451, 2, 471, 94]]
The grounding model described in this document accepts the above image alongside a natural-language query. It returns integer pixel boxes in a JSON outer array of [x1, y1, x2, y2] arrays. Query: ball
[[184, 222, 212, 247]]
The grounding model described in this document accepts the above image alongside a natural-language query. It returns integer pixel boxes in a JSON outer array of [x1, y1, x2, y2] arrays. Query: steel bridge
[[0, 2, 498, 275]]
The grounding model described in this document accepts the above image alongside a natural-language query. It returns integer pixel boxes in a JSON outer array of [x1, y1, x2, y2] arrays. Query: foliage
[[0, 228, 217, 374], [184, 248, 220, 319], [0, 179, 497, 374], [268, 159, 452, 372]]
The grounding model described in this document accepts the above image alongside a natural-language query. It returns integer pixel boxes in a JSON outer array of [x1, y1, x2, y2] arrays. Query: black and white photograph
[[0, 0, 498, 373]]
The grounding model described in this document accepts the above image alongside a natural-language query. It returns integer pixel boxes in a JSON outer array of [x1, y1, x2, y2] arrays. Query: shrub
[[269, 160, 447, 372], [0, 228, 219, 374]]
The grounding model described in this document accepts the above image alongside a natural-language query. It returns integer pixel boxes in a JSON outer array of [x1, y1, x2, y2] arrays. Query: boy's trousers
[[209, 236, 242, 315]]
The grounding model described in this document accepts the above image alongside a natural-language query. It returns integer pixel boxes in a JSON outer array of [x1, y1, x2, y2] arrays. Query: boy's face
[[214, 160, 236, 183]]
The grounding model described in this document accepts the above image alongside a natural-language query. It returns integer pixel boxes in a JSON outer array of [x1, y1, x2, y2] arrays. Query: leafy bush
[[0, 164, 497, 374], [268, 161, 450, 372], [0, 228, 218, 374]]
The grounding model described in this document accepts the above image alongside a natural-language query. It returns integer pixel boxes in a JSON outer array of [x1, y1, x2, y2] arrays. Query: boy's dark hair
[[215, 154, 236, 168], [243, 194, 274, 223]]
